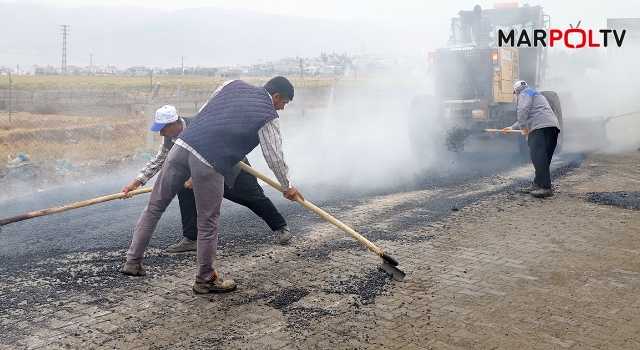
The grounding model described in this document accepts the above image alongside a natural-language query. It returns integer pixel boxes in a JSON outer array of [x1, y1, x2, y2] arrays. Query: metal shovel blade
[[381, 260, 406, 281]]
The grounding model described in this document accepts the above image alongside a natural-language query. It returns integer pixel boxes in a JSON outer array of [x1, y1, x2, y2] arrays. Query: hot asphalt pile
[[587, 191, 640, 210]]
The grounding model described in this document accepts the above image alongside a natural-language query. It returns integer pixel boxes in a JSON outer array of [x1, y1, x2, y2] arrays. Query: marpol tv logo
[[498, 21, 626, 48]]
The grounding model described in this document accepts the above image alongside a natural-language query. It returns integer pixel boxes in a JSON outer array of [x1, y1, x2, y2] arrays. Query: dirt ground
[[1, 142, 640, 349]]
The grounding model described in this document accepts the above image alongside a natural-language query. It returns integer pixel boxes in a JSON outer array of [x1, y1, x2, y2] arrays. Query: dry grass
[[0, 113, 153, 163], [2, 75, 395, 89], [0, 75, 427, 164], [4, 75, 233, 87]]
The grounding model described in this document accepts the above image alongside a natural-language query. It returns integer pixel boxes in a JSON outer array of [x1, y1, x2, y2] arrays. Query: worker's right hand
[[502, 127, 512, 134], [283, 186, 305, 202], [122, 179, 142, 198]]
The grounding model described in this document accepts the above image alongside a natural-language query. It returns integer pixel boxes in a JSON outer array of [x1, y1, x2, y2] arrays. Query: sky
[[1, 0, 640, 69], [3, 0, 639, 28]]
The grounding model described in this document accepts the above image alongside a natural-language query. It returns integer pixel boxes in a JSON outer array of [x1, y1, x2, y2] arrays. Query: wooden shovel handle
[[236, 161, 393, 261], [484, 128, 523, 133], [0, 187, 152, 226]]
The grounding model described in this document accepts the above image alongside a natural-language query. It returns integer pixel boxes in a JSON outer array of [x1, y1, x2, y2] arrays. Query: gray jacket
[[510, 88, 559, 132]]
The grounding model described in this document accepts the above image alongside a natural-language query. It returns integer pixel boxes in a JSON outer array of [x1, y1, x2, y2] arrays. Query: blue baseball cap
[[150, 105, 178, 132]]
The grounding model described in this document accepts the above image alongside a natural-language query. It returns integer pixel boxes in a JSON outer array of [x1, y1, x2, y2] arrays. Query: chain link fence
[[0, 77, 352, 166], [0, 75, 428, 197]]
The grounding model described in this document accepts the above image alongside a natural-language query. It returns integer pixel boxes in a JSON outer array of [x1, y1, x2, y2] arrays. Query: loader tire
[[541, 90, 563, 154]]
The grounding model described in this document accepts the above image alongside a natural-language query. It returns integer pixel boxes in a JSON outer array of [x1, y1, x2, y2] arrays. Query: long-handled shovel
[[0, 187, 152, 233], [236, 161, 406, 281], [484, 128, 524, 134]]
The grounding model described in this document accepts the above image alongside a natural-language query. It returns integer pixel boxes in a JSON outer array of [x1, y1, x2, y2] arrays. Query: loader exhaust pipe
[[474, 5, 485, 44]]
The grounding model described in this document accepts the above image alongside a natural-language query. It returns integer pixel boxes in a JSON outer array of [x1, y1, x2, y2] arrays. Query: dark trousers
[[177, 169, 287, 241], [528, 127, 560, 189]]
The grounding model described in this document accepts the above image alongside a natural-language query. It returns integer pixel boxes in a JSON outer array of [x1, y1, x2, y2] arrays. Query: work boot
[[530, 188, 554, 198], [275, 226, 292, 245], [121, 262, 146, 276], [521, 182, 542, 194], [165, 237, 197, 253], [192, 270, 237, 294]]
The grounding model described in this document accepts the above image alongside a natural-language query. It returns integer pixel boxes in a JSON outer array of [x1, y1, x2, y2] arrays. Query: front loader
[[409, 3, 565, 154]]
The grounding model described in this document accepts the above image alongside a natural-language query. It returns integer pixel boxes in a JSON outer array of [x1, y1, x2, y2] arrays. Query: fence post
[[146, 83, 161, 150], [8, 72, 12, 124], [332, 77, 340, 106], [354, 65, 357, 109]]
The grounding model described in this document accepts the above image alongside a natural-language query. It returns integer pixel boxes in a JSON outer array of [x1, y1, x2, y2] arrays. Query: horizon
[[1, 1, 639, 70]]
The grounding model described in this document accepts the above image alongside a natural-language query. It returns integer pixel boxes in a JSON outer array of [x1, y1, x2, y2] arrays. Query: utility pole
[[178, 79, 181, 113], [89, 53, 93, 76], [8, 72, 12, 124], [181, 57, 185, 76], [61, 25, 70, 75], [360, 42, 365, 56], [299, 58, 303, 78]]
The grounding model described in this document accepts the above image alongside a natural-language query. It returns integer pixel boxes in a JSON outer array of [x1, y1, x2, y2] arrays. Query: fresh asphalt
[[0, 150, 584, 265]]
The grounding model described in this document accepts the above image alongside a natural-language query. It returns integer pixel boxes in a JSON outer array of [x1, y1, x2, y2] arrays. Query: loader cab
[[444, 4, 548, 90]]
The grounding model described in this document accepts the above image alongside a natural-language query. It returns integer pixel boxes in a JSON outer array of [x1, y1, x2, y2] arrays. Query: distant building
[[14, 53, 417, 79], [66, 65, 85, 75], [30, 65, 45, 75], [44, 65, 57, 75], [215, 67, 242, 78], [135, 66, 150, 76], [99, 65, 120, 75], [29, 64, 60, 75], [124, 66, 150, 76]]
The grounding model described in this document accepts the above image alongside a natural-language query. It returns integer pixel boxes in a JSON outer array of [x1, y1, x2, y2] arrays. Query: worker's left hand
[[283, 186, 305, 202], [502, 127, 512, 134], [184, 177, 193, 189], [122, 179, 142, 198], [522, 129, 530, 135]]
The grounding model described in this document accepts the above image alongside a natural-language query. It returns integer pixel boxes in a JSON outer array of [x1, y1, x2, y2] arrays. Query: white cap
[[513, 80, 527, 94], [151, 105, 178, 132]]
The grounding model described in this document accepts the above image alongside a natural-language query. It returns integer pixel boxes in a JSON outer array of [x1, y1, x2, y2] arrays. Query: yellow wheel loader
[[409, 3, 568, 154]]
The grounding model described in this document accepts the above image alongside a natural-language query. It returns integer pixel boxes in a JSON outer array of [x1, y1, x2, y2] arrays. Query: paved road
[[0, 148, 577, 262], [0, 148, 586, 349]]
